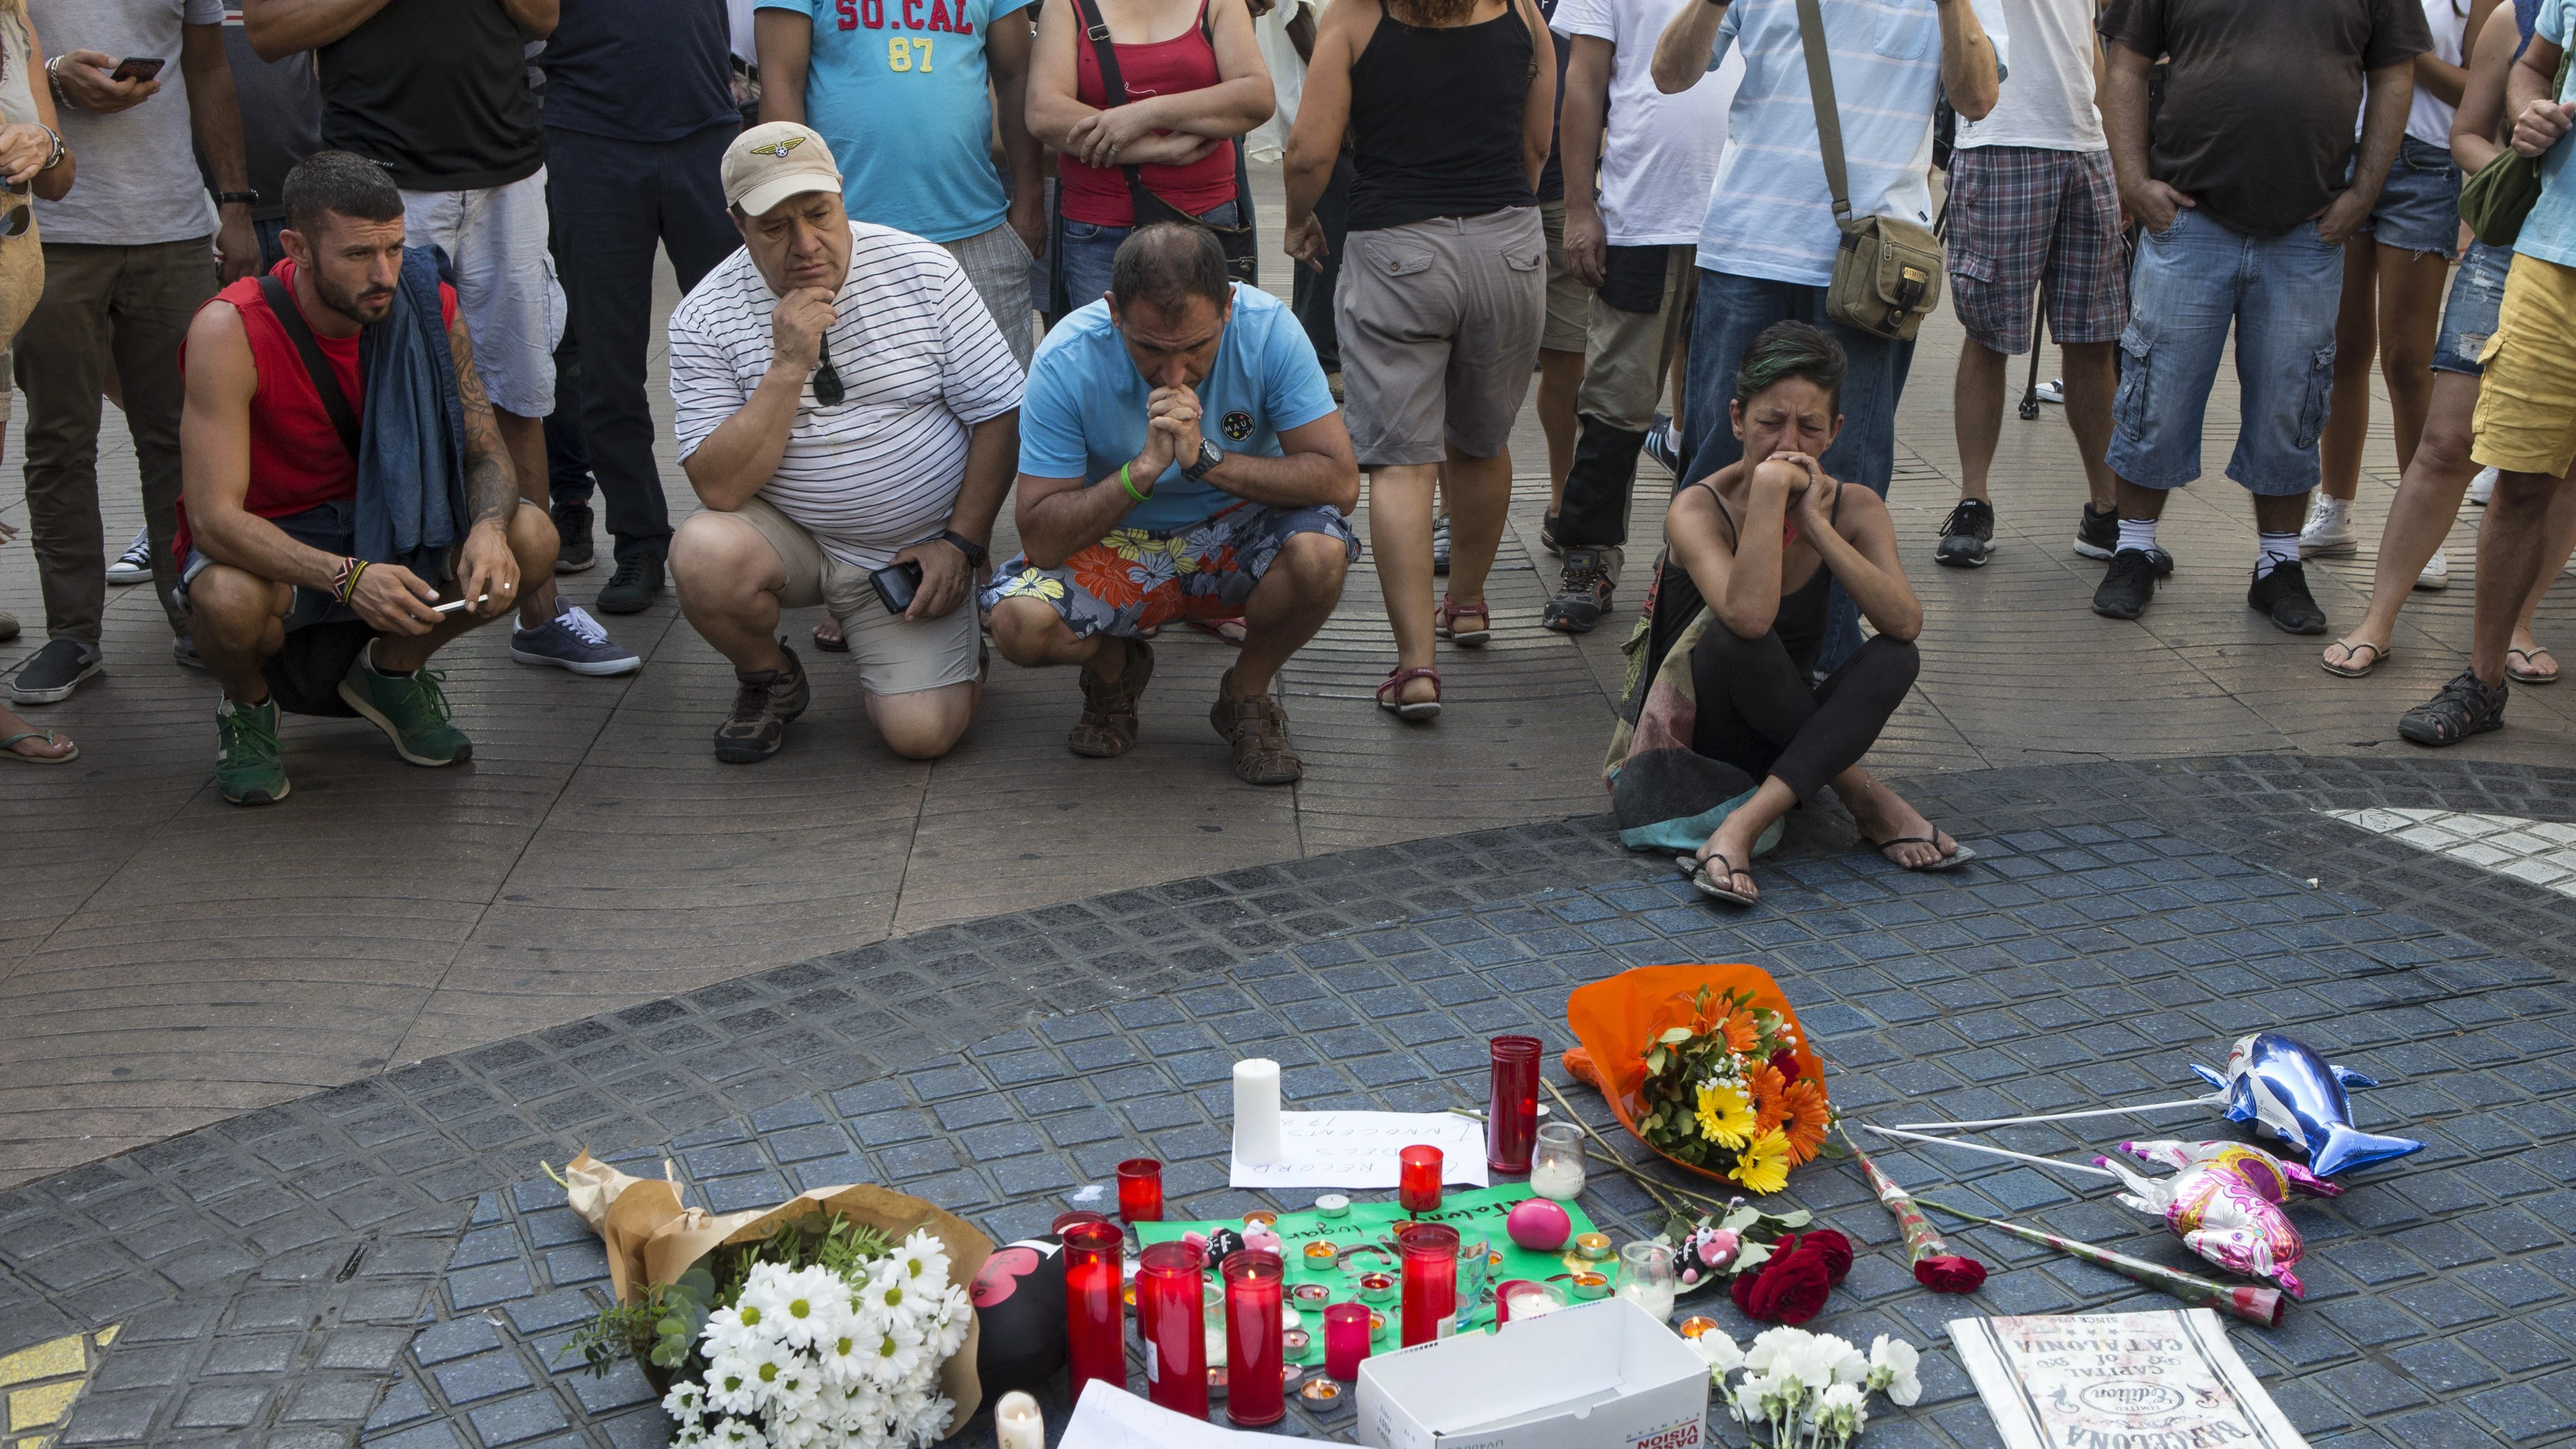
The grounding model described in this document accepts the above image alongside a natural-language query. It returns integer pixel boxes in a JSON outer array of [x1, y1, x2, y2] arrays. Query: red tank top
[[173, 258, 459, 561], [1059, 0, 1238, 225]]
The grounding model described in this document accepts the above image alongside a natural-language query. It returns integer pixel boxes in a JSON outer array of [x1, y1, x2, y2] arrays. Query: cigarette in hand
[[433, 594, 491, 614]]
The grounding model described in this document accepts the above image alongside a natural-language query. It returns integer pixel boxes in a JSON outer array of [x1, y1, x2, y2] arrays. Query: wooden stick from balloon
[[1916, 1197, 2286, 1329]]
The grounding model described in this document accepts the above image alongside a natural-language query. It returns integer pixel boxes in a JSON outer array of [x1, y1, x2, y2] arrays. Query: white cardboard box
[[1356, 1297, 1712, 1449]]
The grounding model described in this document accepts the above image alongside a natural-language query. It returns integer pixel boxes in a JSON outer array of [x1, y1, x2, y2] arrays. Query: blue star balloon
[[2187, 1032, 2424, 1178]]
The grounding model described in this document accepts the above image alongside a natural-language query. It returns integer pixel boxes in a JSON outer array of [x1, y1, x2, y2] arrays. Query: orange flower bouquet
[[1564, 965, 1832, 1190]]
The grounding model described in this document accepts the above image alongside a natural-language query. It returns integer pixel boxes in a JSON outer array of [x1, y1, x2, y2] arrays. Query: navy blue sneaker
[[510, 600, 640, 676]]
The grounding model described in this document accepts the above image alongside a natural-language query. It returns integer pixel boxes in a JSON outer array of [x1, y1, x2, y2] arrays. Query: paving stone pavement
[[0, 753, 2568, 1447]]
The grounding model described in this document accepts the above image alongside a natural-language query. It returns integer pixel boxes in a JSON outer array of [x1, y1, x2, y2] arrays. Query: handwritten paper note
[[1949, 1310, 2308, 1449], [1060, 1381, 1281, 1448], [1228, 1110, 1492, 1189]]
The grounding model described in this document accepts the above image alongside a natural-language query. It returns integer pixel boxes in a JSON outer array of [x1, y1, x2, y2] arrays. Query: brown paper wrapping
[[559, 1151, 994, 1426]]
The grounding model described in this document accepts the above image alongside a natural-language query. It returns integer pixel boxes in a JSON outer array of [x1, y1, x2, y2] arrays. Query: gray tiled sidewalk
[[1, 753, 2570, 1447]]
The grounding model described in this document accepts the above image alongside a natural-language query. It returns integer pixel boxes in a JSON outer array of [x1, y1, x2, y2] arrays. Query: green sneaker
[[214, 696, 290, 805], [336, 651, 472, 766]]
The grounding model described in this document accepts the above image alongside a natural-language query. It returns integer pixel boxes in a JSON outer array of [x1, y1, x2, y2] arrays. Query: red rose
[[1770, 1048, 1801, 1084], [1801, 1229, 1853, 1284], [1732, 1245, 1833, 1325], [1914, 1254, 1987, 1294]]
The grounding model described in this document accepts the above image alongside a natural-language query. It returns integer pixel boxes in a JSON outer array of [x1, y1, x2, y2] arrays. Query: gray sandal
[[1677, 851, 1758, 907]]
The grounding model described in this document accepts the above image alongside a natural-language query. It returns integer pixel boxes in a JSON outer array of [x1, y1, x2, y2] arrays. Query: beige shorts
[[719, 495, 981, 697], [1335, 207, 1547, 467], [1539, 197, 1589, 353]]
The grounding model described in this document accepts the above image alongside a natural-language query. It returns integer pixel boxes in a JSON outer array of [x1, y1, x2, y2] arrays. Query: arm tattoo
[[450, 314, 516, 528]]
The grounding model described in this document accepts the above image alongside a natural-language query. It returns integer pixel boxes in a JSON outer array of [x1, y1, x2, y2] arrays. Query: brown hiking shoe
[[1210, 669, 1302, 785], [713, 641, 810, 763], [1069, 635, 1154, 757]]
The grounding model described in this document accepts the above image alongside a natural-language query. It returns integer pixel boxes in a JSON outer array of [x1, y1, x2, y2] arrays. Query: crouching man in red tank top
[[176, 152, 559, 806]]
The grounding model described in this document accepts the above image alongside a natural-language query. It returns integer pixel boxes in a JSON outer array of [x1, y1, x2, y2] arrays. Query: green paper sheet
[[1138, 1185, 1606, 1364]]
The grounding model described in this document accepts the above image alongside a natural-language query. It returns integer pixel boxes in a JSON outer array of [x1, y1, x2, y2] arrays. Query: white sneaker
[[2300, 495, 2358, 557], [2415, 548, 2450, 591], [2469, 466, 2498, 505], [2033, 378, 2065, 404], [106, 527, 153, 584]]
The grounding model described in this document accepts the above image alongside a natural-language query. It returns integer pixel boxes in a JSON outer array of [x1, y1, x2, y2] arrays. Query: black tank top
[[1346, 0, 1540, 231], [1704, 481, 1843, 679]]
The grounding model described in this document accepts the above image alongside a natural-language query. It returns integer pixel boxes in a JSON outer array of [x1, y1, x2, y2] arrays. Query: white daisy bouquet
[[554, 1158, 992, 1449], [1689, 1326, 1922, 1448]]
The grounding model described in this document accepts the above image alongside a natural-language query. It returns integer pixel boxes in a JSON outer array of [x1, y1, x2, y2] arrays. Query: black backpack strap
[[260, 273, 361, 462]]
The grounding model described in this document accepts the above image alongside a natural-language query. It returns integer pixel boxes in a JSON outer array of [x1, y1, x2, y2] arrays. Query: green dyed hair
[[1734, 321, 1846, 414]]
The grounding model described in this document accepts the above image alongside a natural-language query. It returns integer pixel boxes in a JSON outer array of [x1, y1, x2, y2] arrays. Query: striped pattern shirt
[[669, 222, 1025, 570]]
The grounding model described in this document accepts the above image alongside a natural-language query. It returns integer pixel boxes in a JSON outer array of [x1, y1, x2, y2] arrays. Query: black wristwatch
[[936, 529, 987, 567], [216, 190, 258, 207], [1181, 438, 1224, 482]]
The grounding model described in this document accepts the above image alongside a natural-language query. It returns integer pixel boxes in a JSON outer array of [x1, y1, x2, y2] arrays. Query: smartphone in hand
[[869, 560, 924, 615], [111, 56, 166, 82]]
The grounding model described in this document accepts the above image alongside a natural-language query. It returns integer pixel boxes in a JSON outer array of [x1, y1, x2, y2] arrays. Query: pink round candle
[[1323, 1302, 1371, 1380]]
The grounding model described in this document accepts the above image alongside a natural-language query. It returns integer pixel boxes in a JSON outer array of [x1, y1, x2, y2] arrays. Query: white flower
[[663, 1379, 709, 1423], [701, 1302, 766, 1364], [1869, 1334, 1922, 1406], [819, 1323, 872, 1389], [1819, 1333, 1868, 1386], [1690, 1330, 1745, 1377], [708, 1418, 770, 1449], [1744, 1325, 1804, 1373], [910, 1393, 957, 1443], [894, 1228, 951, 1288], [1816, 1382, 1870, 1444], [866, 1324, 926, 1386], [703, 1353, 765, 1417]]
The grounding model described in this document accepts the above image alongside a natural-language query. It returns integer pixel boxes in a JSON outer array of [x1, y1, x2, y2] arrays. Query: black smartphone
[[869, 560, 923, 615], [111, 56, 166, 82]]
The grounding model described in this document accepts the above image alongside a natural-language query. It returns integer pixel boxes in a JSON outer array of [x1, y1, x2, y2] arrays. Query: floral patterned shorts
[[981, 503, 1359, 640]]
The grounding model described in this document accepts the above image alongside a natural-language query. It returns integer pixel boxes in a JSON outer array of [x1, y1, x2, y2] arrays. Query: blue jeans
[[1679, 267, 1916, 674], [1057, 198, 1239, 313], [2105, 208, 2345, 495], [2433, 240, 2513, 377]]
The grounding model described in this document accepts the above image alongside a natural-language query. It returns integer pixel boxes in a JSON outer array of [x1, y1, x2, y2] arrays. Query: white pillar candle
[[1233, 1058, 1283, 1165], [994, 1390, 1043, 1449], [1527, 1159, 1586, 1202]]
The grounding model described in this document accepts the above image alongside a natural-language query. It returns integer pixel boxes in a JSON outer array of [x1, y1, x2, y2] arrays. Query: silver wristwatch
[[1182, 438, 1224, 482]]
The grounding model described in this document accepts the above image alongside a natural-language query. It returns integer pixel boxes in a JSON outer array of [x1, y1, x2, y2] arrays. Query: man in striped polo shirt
[[667, 124, 1026, 764]]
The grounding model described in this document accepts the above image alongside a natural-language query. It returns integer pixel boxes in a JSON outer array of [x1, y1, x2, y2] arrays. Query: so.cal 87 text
[[836, 0, 976, 33]]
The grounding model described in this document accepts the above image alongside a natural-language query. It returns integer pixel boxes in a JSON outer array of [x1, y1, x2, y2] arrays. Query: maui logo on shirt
[[1222, 410, 1253, 441], [837, 0, 975, 32]]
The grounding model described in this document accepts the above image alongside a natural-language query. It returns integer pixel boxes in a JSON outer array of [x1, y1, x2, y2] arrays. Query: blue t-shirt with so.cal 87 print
[[757, 0, 1037, 243], [1019, 285, 1339, 534]]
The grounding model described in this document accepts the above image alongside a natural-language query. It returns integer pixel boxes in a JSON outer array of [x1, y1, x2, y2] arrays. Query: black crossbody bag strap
[[260, 273, 361, 461], [1069, 0, 1167, 221]]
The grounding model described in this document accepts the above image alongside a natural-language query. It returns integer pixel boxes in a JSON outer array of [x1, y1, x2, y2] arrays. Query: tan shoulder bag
[[1794, 0, 1943, 341]]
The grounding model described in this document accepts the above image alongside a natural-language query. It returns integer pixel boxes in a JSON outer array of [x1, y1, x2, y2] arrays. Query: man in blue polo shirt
[[985, 225, 1359, 786], [758, 0, 1045, 369]]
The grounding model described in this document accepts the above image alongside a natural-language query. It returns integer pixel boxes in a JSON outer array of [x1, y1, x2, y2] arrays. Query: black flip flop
[[1861, 834, 1978, 872], [1676, 852, 1758, 907]]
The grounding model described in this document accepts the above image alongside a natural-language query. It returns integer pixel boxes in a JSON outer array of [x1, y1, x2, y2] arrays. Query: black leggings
[[1689, 629, 1919, 800]]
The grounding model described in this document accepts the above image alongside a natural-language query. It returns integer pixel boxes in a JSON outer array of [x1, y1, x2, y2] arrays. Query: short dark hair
[[282, 152, 404, 240], [1110, 223, 1230, 316], [1734, 321, 1846, 413]]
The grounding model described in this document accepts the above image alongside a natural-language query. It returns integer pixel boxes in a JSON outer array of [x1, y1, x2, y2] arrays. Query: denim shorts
[[2105, 208, 2345, 494], [1057, 198, 1239, 313], [2433, 239, 2514, 376], [2364, 135, 2463, 257]]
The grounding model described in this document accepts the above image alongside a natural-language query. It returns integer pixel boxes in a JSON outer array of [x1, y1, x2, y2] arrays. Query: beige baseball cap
[[723, 123, 844, 218]]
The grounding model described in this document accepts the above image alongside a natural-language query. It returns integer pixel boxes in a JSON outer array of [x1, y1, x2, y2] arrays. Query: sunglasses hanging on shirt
[[812, 336, 844, 409]]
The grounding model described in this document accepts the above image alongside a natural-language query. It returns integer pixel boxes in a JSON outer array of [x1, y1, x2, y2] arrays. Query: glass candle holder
[[1617, 1240, 1678, 1322], [1223, 1251, 1287, 1427], [1528, 1122, 1586, 1201], [1486, 1035, 1543, 1173], [1116, 1158, 1165, 1224], [1051, 1209, 1109, 1238], [1398, 1222, 1460, 1347], [1062, 1222, 1127, 1397], [1137, 1241, 1207, 1418], [1322, 1301, 1371, 1380], [1398, 1144, 1443, 1214], [1496, 1278, 1564, 1325]]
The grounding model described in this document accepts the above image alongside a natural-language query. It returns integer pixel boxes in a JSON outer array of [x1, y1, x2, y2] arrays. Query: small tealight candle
[[1283, 1328, 1311, 1356], [1243, 1210, 1280, 1228], [1357, 1271, 1396, 1305], [1315, 1193, 1351, 1218], [1569, 1272, 1610, 1299], [1676, 1317, 1722, 1340], [1289, 1282, 1332, 1306], [994, 1390, 1044, 1449], [1303, 1240, 1340, 1272], [1299, 1377, 1344, 1404], [1573, 1232, 1614, 1261]]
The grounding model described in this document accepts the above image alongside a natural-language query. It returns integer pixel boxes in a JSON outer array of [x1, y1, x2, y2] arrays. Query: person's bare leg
[[1693, 775, 1800, 903], [2470, 470, 2565, 686], [669, 511, 792, 675], [497, 409, 561, 627], [863, 681, 979, 759], [2507, 468, 2576, 670], [2379, 248, 2451, 473], [2115, 478, 2169, 522], [2325, 372, 2481, 669], [1951, 338, 2008, 503], [374, 499, 558, 670], [1442, 445, 1514, 614], [2061, 341, 2120, 511], [2253, 491, 2308, 539], [988, 596, 1111, 672], [2319, 236, 2380, 504], [1230, 530, 1350, 699], [186, 564, 292, 700], [1538, 347, 1583, 513], [1829, 765, 1956, 868], [1369, 462, 1441, 706]]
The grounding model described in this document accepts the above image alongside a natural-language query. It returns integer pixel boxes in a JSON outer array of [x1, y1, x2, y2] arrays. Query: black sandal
[[1860, 833, 1978, 872], [1677, 851, 1758, 907]]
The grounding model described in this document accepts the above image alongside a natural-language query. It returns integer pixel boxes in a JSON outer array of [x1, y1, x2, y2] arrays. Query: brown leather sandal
[[1069, 636, 1154, 757], [1210, 668, 1301, 784]]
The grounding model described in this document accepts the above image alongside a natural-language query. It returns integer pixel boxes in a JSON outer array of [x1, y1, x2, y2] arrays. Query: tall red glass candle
[[1323, 1302, 1371, 1380], [1486, 1035, 1542, 1173], [1062, 1222, 1126, 1397], [1116, 1158, 1165, 1224], [1222, 1251, 1287, 1427], [1398, 1222, 1459, 1347], [1137, 1242, 1208, 1418], [1397, 1144, 1443, 1214]]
